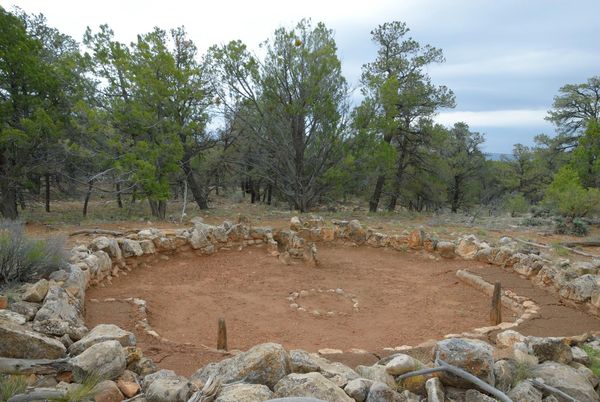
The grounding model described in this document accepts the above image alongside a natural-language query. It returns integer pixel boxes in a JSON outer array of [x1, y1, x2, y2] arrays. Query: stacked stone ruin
[[1, 215, 600, 401]]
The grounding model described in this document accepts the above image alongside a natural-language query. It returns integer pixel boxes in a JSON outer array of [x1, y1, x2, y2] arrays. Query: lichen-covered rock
[[347, 220, 367, 245], [571, 346, 590, 365], [9, 300, 40, 320], [34, 286, 84, 337], [191, 343, 291, 389], [455, 236, 480, 259], [493, 359, 517, 393], [274, 372, 352, 401], [508, 380, 542, 402], [344, 378, 372, 402], [532, 361, 599, 402], [90, 236, 123, 259], [71, 340, 127, 382], [290, 350, 320, 373], [385, 354, 421, 376], [214, 383, 273, 402], [528, 337, 573, 364], [559, 274, 599, 302], [465, 389, 496, 402], [437, 241, 456, 258], [144, 372, 193, 402], [22, 279, 49, 302], [0, 319, 66, 358], [355, 364, 396, 390], [304, 353, 359, 387], [496, 330, 526, 348], [433, 338, 495, 388], [139, 240, 156, 255], [69, 324, 136, 356], [0, 309, 27, 325]]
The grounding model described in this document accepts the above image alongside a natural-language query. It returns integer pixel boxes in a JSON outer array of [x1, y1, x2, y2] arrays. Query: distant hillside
[[485, 152, 514, 161]]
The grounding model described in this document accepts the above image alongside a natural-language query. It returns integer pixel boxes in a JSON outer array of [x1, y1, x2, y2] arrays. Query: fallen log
[[69, 228, 124, 237], [514, 238, 600, 258], [0, 357, 73, 375], [8, 388, 68, 402], [396, 356, 512, 402], [560, 240, 600, 248]]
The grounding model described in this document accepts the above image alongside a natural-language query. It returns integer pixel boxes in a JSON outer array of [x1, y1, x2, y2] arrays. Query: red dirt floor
[[85, 243, 600, 376]]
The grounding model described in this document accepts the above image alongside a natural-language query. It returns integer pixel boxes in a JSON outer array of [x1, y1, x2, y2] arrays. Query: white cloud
[[435, 109, 549, 128]]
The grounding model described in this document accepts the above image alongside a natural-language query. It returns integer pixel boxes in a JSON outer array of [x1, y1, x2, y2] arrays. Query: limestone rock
[[508, 380, 542, 402], [433, 338, 495, 388], [139, 240, 156, 255], [69, 324, 136, 356], [93, 380, 125, 402], [465, 389, 496, 402], [290, 350, 320, 373], [91, 236, 123, 259], [528, 337, 573, 364], [22, 279, 49, 302], [144, 371, 192, 402], [344, 378, 372, 402], [532, 361, 599, 402], [121, 239, 144, 258], [33, 318, 87, 340], [34, 285, 84, 329], [385, 354, 421, 376], [0, 318, 66, 358], [559, 274, 599, 302], [356, 364, 396, 390], [493, 359, 517, 393], [437, 241, 456, 258], [0, 309, 27, 325], [8, 301, 40, 320], [496, 330, 526, 348], [408, 229, 424, 249], [191, 343, 291, 389], [306, 353, 359, 387], [215, 383, 273, 402], [273, 372, 352, 401], [71, 340, 127, 382], [571, 346, 590, 365], [456, 236, 480, 259], [365, 382, 402, 402], [347, 220, 367, 245], [425, 377, 445, 402]]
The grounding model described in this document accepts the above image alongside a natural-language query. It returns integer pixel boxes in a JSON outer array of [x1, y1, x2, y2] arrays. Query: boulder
[[290, 350, 320, 373], [34, 285, 84, 329], [385, 354, 421, 376], [365, 382, 402, 402], [69, 324, 136, 356], [559, 274, 599, 302], [8, 301, 40, 320], [355, 364, 396, 390], [433, 338, 495, 388], [532, 361, 599, 402], [0, 319, 66, 358], [407, 229, 424, 249], [116, 380, 140, 398], [496, 330, 526, 348], [33, 318, 87, 340], [191, 343, 291, 389], [437, 241, 456, 258], [273, 372, 352, 401], [139, 240, 156, 255], [22, 279, 49, 302], [90, 236, 123, 259], [493, 359, 517, 393], [425, 377, 445, 402], [93, 380, 125, 402], [344, 378, 372, 402], [528, 337, 573, 364], [144, 371, 193, 402], [456, 236, 480, 259], [304, 353, 358, 387], [121, 239, 144, 258], [215, 383, 273, 402], [508, 380, 542, 402], [71, 340, 127, 382], [571, 346, 590, 365], [0, 309, 27, 325], [347, 220, 367, 245]]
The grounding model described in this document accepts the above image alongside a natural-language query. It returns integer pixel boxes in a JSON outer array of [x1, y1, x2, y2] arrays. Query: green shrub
[[553, 216, 590, 237], [521, 217, 544, 227], [572, 218, 590, 236], [582, 345, 600, 377], [504, 193, 529, 217], [543, 166, 600, 218], [0, 221, 67, 285]]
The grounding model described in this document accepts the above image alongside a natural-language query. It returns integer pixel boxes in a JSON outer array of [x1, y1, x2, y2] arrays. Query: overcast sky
[[4, 0, 599, 153]]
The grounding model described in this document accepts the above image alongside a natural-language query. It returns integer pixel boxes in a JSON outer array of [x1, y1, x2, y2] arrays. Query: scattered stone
[[433, 338, 495, 388], [0, 319, 66, 359], [71, 340, 127, 382], [214, 383, 273, 402], [274, 372, 353, 401], [385, 354, 421, 376], [191, 343, 291, 389], [532, 361, 599, 402], [23, 279, 49, 302], [69, 324, 136, 356]]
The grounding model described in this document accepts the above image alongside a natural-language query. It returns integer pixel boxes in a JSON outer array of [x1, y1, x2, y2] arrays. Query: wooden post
[[217, 318, 228, 351], [490, 282, 502, 325]]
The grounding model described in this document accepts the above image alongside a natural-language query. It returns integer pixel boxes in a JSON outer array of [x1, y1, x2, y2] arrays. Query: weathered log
[[560, 240, 600, 248], [531, 379, 580, 402], [69, 228, 124, 237], [514, 237, 600, 258], [0, 357, 73, 375], [217, 318, 227, 351], [490, 282, 502, 325], [396, 356, 512, 402], [8, 388, 68, 402]]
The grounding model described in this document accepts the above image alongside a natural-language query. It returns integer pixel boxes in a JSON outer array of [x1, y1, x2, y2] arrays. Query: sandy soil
[[86, 244, 517, 376]]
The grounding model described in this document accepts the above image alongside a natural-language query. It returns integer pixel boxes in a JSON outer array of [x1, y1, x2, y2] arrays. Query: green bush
[[504, 193, 529, 217], [572, 218, 590, 236], [0, 221, 67, 285], [543, 166, 600, 218], [553, 216, 589, 237]]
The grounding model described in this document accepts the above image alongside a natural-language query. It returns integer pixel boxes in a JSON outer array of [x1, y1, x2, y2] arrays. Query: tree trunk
[[451, 175, 461, 213], [369, 175, 385, 212], [266, 184, 272, 205], [116, 181, 123, 208], [182, 159, 208, 210], [44, 173, 50, 212], [148, 200, 167, 219], [82, 179, 94, 217], [0, 154, 18, 219]]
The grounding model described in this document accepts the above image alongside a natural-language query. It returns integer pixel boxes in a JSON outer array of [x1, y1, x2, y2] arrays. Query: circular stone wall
[[85, 243, 514, 375]]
